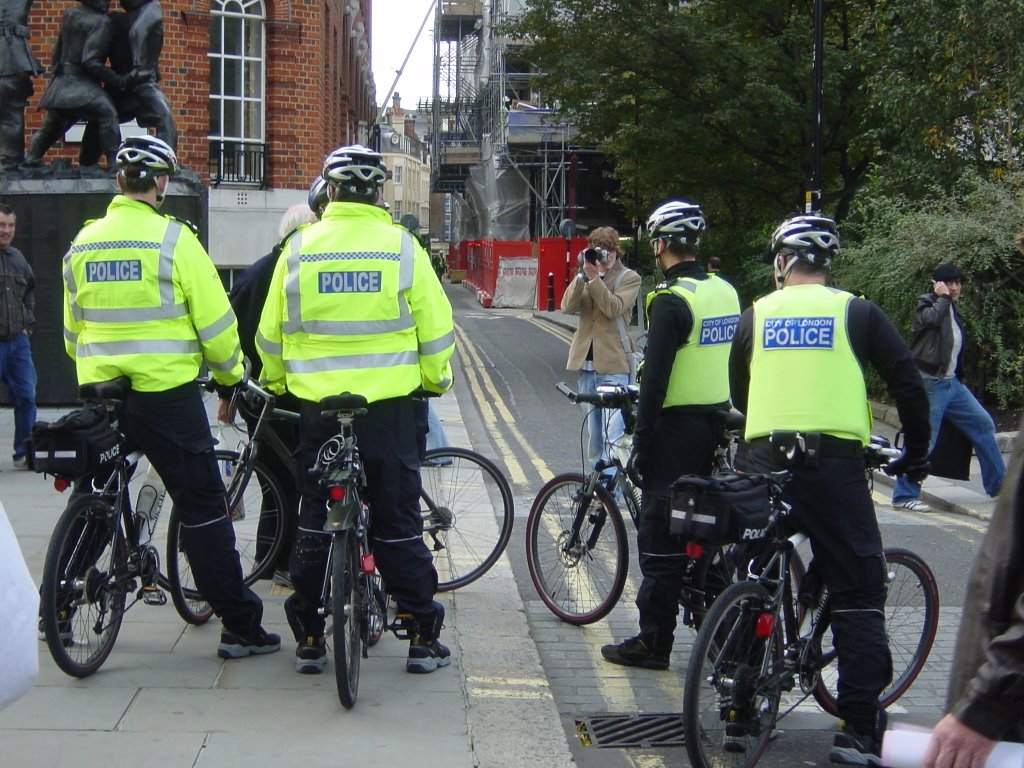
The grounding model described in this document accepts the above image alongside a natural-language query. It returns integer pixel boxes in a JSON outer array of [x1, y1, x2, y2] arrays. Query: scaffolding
[[431, 0, 581, 239]]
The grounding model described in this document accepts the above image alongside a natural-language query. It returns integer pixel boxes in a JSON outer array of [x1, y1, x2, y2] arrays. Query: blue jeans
[[425, 402, 450, 450], [0, 332, 37, 460], [577, 370, 629, 473], [892, 376, 1005, 501]]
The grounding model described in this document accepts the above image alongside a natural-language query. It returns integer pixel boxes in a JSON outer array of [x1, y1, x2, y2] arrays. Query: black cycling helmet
[[646, 200, 705, 246], [308, 176, 329, 216], [322, 144, 387, 201], [770, 214, 840, 268], [115, 135, 177, 177]]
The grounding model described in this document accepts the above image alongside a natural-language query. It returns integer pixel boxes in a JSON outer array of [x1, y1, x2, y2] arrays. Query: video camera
[[579, 247, 612, 266]]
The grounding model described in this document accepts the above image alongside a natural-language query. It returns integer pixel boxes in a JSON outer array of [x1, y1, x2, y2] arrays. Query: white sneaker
[[893, 499, 931, 512]]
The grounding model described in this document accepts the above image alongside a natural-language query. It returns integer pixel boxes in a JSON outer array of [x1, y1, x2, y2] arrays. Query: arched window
[[209, 0, 266, 185]]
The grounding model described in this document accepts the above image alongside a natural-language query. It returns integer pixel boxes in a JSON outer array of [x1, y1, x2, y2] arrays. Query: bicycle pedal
[[389, 612, 415, 640], [140, 586, 167, 606]]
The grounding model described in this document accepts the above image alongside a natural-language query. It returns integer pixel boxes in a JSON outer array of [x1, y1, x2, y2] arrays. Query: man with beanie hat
[[891, 262, 1005, 511]]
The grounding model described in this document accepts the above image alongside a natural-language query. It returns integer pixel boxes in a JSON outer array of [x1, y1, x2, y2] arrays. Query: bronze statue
[[22, 0, 148, 168], [80, 0, 177, 166], [0, 0, 42, 170]]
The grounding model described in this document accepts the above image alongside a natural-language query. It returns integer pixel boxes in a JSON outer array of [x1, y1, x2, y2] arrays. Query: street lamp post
[[806, 0, 825, 214]]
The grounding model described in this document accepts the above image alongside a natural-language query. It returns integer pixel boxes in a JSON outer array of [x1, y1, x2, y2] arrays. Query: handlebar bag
[[26, 405, 125, 478], [669, 473, 772, 545]]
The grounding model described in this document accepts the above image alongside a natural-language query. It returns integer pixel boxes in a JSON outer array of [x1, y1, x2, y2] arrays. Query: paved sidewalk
[[532, 308, 1015, 524], [0, 390, 575, 768]]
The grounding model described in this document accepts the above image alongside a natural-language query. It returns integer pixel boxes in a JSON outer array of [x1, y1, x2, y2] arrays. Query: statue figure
[[0, 0, 42, 170], [79, 0, 177, 166], [22, 0, 148, 169]]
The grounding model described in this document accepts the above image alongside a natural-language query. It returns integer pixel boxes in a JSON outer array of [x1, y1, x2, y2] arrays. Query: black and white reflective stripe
[[63, 220, 185, 323], [282, 230, 417, 336]]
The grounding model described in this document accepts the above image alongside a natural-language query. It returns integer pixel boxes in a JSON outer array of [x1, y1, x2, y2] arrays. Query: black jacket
[[229, 247, 279, 379], [0, 244, 35, 339], [909, 291, 963, 378], [946, 415, 1024, 740]]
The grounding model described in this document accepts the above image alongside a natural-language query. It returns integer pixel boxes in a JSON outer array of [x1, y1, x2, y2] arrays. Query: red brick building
[[23, 0, 377, 269]]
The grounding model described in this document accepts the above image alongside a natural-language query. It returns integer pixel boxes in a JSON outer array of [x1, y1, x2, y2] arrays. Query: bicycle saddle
[[713, 409, 746, 432], [320, 392, 369, 415], [79, 377, 132, 404]]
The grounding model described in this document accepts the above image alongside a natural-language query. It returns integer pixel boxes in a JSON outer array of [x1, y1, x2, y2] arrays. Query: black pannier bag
[[669, 473, 773, 546], [27, 405, 125, 478]]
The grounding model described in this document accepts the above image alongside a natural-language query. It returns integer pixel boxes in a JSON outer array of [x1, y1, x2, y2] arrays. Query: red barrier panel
[[537, 237, 588, 309]]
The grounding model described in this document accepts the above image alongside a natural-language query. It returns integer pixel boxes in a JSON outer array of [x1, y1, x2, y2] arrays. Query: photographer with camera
[[561, 226, 641, 476]]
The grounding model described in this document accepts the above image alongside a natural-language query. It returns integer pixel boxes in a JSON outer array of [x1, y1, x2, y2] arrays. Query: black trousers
[[121, 383, 263, 634], [286, 395, 438, 639], [747, 447, 892, 733], [635, 411, 718, 653]]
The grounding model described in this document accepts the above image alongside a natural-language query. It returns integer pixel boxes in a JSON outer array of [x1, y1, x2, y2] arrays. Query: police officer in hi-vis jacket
[[62, 135, 279, 660], [729, 214, 930, 766], [257, 145, 456, 675]]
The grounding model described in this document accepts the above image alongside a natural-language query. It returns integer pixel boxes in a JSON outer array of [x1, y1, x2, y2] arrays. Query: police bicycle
[[525, 382, 744, 626], [199, 380, 515, 598], [681, 443, 940, 768]]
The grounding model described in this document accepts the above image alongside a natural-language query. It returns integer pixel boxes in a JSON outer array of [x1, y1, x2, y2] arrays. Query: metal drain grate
[[575, 713, 686, 748]]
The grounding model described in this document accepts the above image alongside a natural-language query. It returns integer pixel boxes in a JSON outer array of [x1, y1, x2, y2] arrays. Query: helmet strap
[[773, 252, 794, 289]]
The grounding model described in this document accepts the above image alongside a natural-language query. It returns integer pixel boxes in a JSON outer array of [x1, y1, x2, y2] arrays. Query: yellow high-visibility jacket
[[63, 195, 243, 391], [256, 201, 455, 403]]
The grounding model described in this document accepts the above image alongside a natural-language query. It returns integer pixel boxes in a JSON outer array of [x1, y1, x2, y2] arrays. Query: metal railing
[[208, 140, 267, 187]]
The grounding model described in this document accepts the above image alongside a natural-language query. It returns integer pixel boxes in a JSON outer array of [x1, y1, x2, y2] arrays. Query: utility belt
[[748, 431, 862, 469]]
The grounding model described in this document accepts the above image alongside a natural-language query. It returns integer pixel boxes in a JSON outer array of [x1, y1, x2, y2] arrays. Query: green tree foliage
[[501, 0, 887, 258]]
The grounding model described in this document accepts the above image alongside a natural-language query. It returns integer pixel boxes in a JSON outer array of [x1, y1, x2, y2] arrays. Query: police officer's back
[[62, 135, 279, 659], [257, 145, 456, 675], [729, 214, 930, 765]]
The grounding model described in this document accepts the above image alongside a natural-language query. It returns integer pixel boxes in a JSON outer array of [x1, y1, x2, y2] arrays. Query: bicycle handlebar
[[556, 381, 638, 408]]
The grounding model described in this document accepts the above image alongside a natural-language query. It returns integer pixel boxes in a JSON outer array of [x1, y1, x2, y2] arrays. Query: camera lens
[[583, 248, 601, 264]]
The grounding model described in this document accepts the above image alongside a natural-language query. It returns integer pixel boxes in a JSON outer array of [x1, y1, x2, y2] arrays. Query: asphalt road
[[444, 285, 984, 768]]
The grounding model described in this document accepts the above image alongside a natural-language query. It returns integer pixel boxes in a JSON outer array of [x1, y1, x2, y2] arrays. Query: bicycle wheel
[[332, 530, 362, 709], [812, 548, 939, 716], [165, 504, 216, 625], [165, 452, 289, 624], [683, 580, 784, 768], [526, 473, 629, 625], [40, 494, 129, 678], [421, 447, 514, 591], [223, 452, 289, 583]]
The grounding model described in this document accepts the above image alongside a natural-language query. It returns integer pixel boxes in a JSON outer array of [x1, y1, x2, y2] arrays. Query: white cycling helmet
[[770, 214, 840, 268], [322, 144, 387, 200], [115, 135, 177, 177], [646, 200, 705, 246]]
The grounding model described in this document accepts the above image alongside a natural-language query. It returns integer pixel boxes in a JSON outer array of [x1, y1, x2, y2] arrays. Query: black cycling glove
[[884, 450, 931, 484]]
